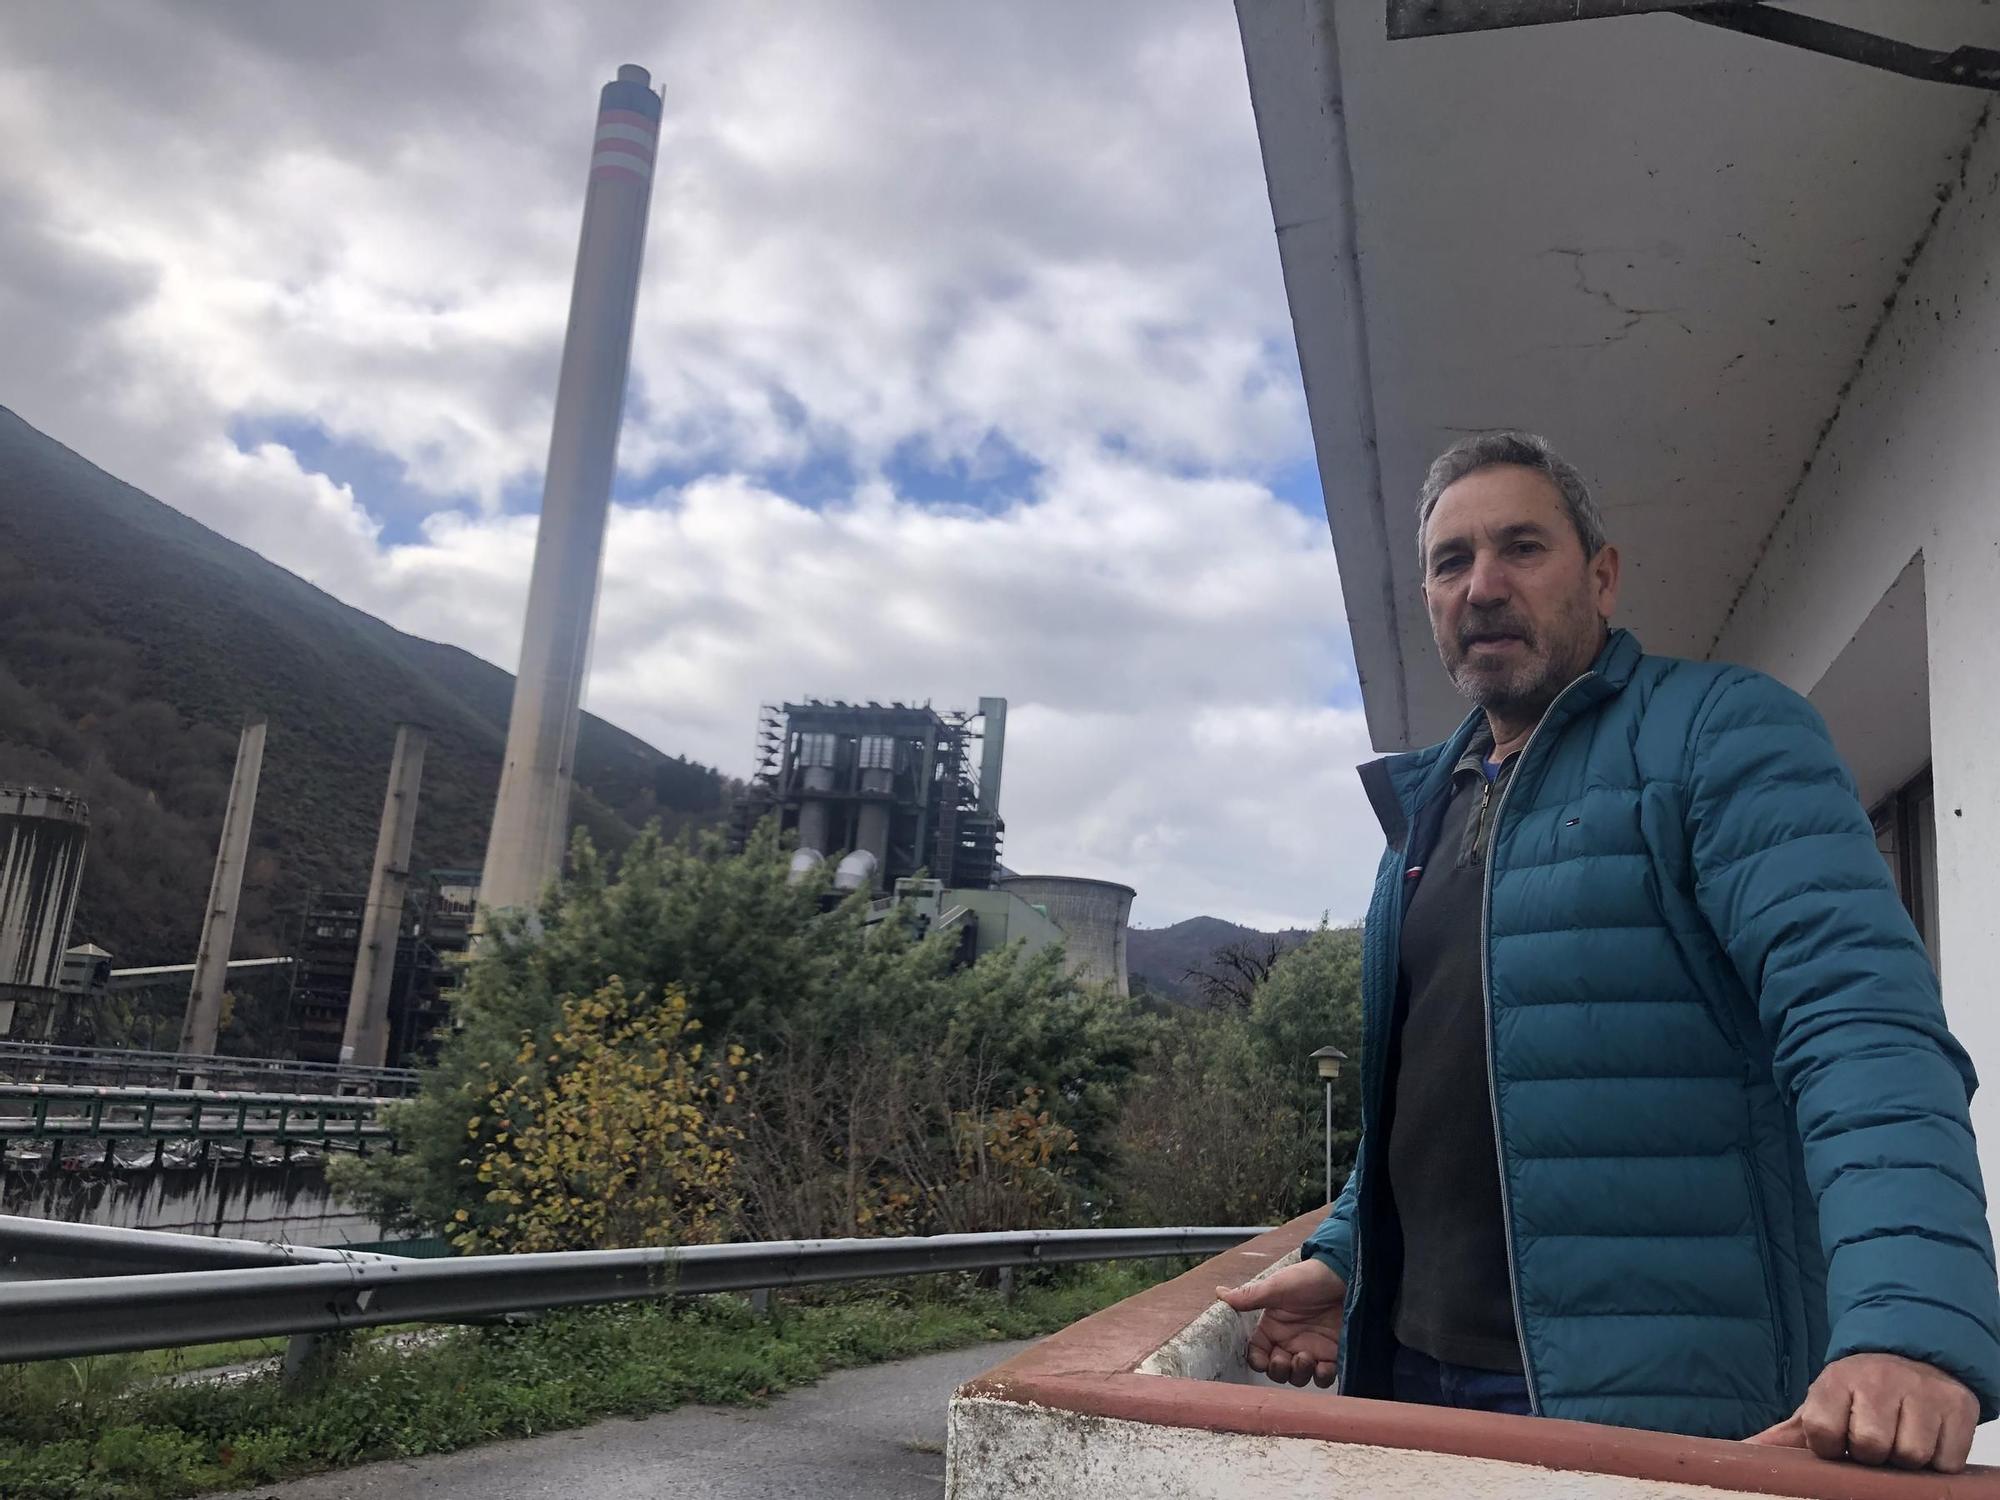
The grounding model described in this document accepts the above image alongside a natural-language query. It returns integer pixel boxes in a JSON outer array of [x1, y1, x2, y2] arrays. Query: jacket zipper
[[1736, 1144, 1792, 1399], [1472, 777, 1494, 865], [1480, 671, 1596, 1416]]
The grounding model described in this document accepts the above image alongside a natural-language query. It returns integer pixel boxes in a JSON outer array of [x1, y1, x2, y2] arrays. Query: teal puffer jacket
[[1305, 630, 2000, 1437]]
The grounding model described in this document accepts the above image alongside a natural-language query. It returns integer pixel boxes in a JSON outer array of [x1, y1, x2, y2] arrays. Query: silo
[[0, 787, 90, 1034], [794, 731, 839, 857], [996, 874, 1135, 996]]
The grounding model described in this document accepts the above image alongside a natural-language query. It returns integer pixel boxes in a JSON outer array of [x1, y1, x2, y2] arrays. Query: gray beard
[[1449, 652, 1563, 714], [1445, 618, 1605, 720]]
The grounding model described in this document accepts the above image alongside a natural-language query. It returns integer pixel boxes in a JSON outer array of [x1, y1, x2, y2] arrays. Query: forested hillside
[[0, 406, 731, 964]]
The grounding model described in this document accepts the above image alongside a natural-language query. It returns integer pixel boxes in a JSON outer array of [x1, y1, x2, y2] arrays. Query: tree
[[1246, 923, 1365, 1202], [1183, 935, 1289, 1010], [451, 977, 746, 1253]]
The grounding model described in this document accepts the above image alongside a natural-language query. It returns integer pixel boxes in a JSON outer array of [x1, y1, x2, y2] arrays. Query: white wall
[[1711, 110, 2000, 1425], [950, 1397, 1803, 1500]]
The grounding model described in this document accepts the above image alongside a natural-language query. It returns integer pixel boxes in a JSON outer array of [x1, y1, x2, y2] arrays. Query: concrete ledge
[[947, 1215, 2000, 1499]]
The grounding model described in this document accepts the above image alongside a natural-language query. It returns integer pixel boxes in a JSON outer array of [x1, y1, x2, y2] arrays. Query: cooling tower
[[996, 874, 1136, 996]]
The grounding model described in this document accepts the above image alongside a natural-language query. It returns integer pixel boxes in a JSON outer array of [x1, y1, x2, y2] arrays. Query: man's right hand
[[1216, 1257, 1348, 1388]]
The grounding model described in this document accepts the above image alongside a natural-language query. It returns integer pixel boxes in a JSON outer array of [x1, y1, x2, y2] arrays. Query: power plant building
[[731, 698, 1006, 894], [0, 787, 89, 1036], [731, 700, 1135, 993]]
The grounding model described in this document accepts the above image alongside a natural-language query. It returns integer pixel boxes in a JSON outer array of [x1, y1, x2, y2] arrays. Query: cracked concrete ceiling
[[1246, 0, 1994, 748]]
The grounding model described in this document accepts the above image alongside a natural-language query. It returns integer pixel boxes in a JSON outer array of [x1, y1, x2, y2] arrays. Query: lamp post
[[1311, 1045, 1348, 1206]]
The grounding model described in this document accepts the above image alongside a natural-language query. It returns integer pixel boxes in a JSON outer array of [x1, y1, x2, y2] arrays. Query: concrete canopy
[[1239, 0, 1994, 750]]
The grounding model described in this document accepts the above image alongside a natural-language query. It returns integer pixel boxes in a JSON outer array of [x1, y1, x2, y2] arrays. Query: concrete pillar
[[478, 65, 663, 928], [1926, 505, 2000, 1211], [178, 717, 266, 1060], [340, 724, 428, 1070]]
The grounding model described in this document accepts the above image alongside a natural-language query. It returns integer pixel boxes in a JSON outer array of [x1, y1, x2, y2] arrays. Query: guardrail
[[0, 1040, 419, 1097], [0, 1216, 1262, 1363], [0, 1083, 390, 1161], [0, 1214, 394, 1280]]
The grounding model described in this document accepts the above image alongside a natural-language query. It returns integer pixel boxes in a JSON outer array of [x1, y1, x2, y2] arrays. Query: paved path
[[237, 1340, 1029, 1500]]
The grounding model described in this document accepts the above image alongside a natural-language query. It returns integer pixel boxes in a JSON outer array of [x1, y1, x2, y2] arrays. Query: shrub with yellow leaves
[[449, 976, 749, 1253]]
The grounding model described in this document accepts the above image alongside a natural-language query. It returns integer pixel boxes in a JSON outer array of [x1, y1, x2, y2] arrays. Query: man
[[1219, 431, 2000, 1473]]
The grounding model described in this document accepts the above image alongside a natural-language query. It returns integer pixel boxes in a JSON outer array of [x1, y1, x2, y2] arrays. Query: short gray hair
[[1416, 431, 1606, 567]]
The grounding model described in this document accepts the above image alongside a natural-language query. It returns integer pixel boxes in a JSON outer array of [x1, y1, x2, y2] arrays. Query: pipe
[[976, 697, 1007, 816], [833, 849, 878, 893]]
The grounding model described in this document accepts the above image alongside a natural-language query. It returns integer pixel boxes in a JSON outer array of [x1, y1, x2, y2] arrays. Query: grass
[[0, 1261, 1170, 1499]]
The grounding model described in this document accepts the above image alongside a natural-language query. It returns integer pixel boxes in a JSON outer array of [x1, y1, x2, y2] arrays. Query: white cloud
[[0, 0, 1387, 927]]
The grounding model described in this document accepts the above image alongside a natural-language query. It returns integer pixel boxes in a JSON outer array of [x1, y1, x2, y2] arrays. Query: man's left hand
[[1746, 1353, 1979, 1472]]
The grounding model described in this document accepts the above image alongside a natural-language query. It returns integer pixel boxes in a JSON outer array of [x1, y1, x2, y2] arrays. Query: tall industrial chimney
[[341, 724, 428, 1069], [478, 64, 664, 925], [179, 716, 266, 1060]]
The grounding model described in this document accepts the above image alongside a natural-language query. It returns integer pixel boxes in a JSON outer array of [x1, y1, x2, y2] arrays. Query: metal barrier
[[0, 1214, 395, 1280], [0, 1040, 419, 1097], [0, 1082, 390, 1164], [0, 1216, 1262, 1363]]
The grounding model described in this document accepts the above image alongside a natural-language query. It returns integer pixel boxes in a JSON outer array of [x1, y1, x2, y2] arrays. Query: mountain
[[1126, 915, 1313, 1005], [0, 406, 732, 966]]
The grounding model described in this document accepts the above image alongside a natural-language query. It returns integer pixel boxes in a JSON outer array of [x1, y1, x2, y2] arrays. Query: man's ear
[[1591, 543, 1621, 620]]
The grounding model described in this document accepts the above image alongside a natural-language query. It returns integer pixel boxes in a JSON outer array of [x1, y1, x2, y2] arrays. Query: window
[[1872, 767, 1939, 962]]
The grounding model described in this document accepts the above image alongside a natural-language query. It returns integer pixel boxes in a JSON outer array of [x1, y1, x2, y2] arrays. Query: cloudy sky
[[0, 1, 1384, 929]]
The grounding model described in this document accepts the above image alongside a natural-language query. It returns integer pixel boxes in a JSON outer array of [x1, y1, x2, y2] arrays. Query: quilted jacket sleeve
[[1684, 670, 2000, 1417], [1303, 1161, 1359, 1283]]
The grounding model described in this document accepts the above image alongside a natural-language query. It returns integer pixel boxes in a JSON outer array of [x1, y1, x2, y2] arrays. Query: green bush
[[335, 823, 1147, 1246]]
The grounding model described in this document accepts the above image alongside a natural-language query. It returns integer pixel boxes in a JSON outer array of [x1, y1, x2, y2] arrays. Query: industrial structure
[[887, 877, 1068, 971], [286, 870, 472, 1068], [730, 698, 1137, 992], [0, 788, 90, 1038], [731, 697, 1007, 894], [478, 63, 664, 924], [996, 875, 1136, 996]]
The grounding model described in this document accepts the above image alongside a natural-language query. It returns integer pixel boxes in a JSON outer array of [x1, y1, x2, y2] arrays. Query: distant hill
[[0, 406, 732, 965], [1127, 915, 1312, 1005]]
